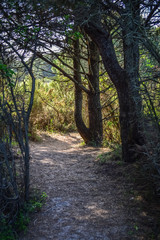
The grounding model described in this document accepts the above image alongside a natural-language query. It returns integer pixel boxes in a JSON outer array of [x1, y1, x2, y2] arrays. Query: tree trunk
[[84, 14, 144, 161], [120, 0, 144, 161], [73, 38, 91, 143], [87, 40, 103, 145], [117, 79, 144, 162], [73, 38, 103, 146]]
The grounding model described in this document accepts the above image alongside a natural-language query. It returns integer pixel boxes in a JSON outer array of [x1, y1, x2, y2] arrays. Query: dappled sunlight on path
[[20, 133, 140, 240]]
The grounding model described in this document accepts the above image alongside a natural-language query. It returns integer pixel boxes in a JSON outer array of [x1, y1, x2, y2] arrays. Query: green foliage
[[26, 191, 48, 213], [14, 191, 47, 234], [0, 219, 16, 240], [97, 145, 122, 165], [99, 72, 120, 145], [29, 73, 76, 138], [0, 191, 47, 240], [29, 57, 121, 144], [0, 63, 15, 78], [66, 31, 83, 41], [14, 211, 30, 233]]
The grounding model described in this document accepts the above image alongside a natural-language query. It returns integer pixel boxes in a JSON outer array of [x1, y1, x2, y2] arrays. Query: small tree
[[0, 0, 38, 227]]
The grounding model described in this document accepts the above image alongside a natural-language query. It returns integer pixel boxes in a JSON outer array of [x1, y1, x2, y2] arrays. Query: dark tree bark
[[84, 12, 144, 161], [87, 40, 103, 145], [120, 0, 144, 161], [73, 38, 91, 143], [73, 38, 103, 146]]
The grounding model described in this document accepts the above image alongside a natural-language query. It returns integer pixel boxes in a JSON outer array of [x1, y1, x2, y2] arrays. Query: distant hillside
[[33, 58, 55, 79]]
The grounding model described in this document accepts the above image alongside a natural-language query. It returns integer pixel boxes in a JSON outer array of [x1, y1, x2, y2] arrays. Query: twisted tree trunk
[[84, 10, 144, 161], [73, 38, 103, 146], [87, 40, 103, 145]]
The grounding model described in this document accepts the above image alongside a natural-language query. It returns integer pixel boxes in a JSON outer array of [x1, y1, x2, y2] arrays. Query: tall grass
[[29, 77, 76, 138], [29, 73, 121, 144]]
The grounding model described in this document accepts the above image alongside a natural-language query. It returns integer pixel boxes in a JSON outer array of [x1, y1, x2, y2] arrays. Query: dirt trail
[[20, 133, 146, 240]]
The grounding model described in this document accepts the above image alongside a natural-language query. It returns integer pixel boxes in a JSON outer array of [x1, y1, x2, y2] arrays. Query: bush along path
[[21, 133, 160, 240]]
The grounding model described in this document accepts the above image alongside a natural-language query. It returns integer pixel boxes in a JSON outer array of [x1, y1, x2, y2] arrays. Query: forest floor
[[20, 132, 160, 240]]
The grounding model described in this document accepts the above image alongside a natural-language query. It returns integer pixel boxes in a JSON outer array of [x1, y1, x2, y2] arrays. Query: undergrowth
[[0, 190, 47, 240], [97, 144, 122, 165], [96, 146, 160, 239], [29, 78, 76, 140], [29, 75, 121, 145]]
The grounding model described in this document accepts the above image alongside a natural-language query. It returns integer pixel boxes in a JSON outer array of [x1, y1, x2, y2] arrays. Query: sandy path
[[20, 133, 142, 240]]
